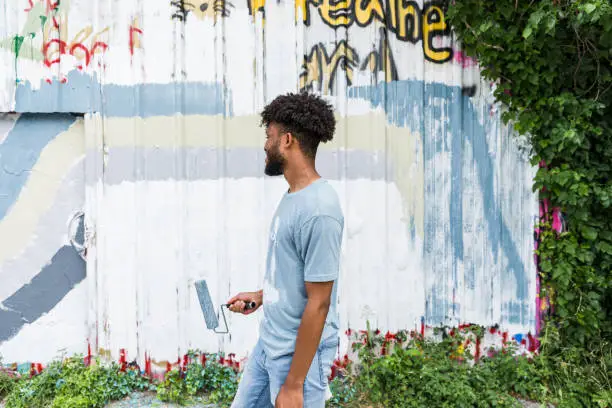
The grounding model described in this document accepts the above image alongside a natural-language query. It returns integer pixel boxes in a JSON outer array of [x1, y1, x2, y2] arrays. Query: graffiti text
[[300, 27, 398, 94]]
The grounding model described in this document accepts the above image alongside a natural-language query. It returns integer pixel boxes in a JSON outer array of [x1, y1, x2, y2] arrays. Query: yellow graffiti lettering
[[317, 0, 354, 28], [295, 0, 453, 64], [422, 4, 452, 63], [248, 0, 265, 16], [295, 0, 309, 23], [42, 12, 67, 45], [395, 0, 419, 42], [300, 41, 358, 94], [69, 26, 93, 61], [354, 0, 384, 27]]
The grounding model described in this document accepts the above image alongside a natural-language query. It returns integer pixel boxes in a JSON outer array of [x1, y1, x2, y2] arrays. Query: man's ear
[[282, 132, 295, 148]]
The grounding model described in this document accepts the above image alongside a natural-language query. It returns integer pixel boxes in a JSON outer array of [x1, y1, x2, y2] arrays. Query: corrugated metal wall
[[0, 0, 538, 370]]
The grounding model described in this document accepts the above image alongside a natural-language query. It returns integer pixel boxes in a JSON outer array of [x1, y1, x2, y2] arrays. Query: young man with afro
[[227, 92, 344, 408]]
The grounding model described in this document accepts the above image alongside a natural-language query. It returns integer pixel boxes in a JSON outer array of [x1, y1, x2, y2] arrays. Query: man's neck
[[284, 162, 320, 193]]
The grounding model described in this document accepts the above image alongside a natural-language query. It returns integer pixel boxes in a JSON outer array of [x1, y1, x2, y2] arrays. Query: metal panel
[[0, 0, 538, 369]]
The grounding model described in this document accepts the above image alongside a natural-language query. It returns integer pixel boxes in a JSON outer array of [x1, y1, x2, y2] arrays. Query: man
[[227, 92, 344, 408]]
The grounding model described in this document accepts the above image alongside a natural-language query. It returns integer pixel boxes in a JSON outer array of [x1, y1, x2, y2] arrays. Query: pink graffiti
[[453, 50, 478, 68]]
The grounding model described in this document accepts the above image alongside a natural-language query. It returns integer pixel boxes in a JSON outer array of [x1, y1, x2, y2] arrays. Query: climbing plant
[[447, 0, 612, 347]]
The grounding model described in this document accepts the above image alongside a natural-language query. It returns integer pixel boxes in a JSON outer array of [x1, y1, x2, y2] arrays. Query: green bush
[[2, 356, 154, 408], [326, 326, 611, 408], [152, 351, 239, 407], [0, 368, 18, 401]]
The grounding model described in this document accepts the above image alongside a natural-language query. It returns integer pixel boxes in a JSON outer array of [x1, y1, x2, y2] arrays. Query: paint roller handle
[[225, 301, 257, 311]]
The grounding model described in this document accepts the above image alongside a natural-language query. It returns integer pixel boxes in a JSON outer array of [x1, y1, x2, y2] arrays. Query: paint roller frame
[[194, 279, 256, 334]]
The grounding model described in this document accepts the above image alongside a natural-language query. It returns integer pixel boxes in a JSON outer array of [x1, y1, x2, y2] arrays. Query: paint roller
[[194, 279, 256, 334]]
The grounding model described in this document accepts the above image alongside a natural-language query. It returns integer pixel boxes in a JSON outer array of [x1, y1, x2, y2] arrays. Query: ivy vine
[[447, 0, 612, 347]]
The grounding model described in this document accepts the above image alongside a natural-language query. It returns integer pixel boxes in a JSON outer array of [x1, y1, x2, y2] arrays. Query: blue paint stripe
[[349, 80, 529, 325], [15, 70, 233, 118], [0, 113, 77, 220], [0, 245, 85, 343]]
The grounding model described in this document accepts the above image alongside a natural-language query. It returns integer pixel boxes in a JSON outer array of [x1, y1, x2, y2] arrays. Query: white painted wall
[[0, 0, 539, 370]]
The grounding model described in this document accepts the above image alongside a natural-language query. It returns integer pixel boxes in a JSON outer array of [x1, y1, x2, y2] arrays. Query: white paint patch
[[86, 177, 422, 363], [0, 281, 88, 363], [0, 113, 18, 145]]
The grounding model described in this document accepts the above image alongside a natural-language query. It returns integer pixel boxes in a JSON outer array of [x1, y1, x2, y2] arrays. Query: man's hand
[[274, 383, 303, 408], [227, 290, 263, 315]]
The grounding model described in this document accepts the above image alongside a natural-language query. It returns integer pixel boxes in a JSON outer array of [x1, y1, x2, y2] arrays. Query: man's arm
[[283, 280, 334, 387]]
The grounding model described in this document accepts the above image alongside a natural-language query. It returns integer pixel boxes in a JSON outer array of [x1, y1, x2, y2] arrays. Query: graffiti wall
[[0, 0, 539, 371]]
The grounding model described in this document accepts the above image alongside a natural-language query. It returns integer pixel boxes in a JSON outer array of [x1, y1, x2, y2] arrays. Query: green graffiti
[[12, 35, 25, 58], [40, 15, 47, 31]]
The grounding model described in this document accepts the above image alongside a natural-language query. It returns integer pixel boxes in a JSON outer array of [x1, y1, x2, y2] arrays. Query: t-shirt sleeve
[[298, 215, 343, 283]]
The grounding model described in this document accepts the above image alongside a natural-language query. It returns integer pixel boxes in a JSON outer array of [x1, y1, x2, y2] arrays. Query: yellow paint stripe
[[100, 113, 392, 151], [99, 113, 424, 237]]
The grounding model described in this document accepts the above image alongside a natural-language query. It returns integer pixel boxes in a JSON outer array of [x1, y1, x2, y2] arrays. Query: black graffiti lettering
[[393, 0, 420, 43], [360, 27, 398, 82], [300, 29, 397, 94], [300, 40, 360, 93]]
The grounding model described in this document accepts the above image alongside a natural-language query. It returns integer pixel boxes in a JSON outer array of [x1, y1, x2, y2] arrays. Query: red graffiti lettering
[[43, 36, 108, 68], [25, 0, 59, 13], [43, 38, 65, 67], [129, 25, 143, 56], [69, 42, 90, 66]]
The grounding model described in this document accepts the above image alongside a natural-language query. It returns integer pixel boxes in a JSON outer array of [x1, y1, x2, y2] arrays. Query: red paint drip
[[527, 333, 538, 353], [475, 336, 481, 361], [502, 332, 508, 347], [200, 354, 207, 366], [166, 362, 171, 372], [182, 354, 189, 371], [36, 363, 43, 373], [420, 320, 425, 337], [84, 343, 92, 366], [489, 327, 496, 335], [119, 349, 127, 371], [145, 353, 151, 376], [129, 25, 143, 56]]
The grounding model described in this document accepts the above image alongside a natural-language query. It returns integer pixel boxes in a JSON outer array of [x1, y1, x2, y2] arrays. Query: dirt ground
[[103, 392, 218, 407]]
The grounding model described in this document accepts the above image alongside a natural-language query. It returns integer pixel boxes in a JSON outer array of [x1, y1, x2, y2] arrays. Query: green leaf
[[584, 3, 596, 14], [522, 26, 533, 39], [582, 227, 598, 241]]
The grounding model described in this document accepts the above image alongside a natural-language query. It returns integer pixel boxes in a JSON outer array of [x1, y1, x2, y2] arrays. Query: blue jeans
[[230, 337, 338, 408]]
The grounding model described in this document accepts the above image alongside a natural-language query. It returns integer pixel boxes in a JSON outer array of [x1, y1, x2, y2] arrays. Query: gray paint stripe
[[0, 161, 84, 301], [89, 147, 394, 184], [0, 245, 85, 343]]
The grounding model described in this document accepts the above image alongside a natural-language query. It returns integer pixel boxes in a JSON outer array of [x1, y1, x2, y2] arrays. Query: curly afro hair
[[260, 92, 336, 159]]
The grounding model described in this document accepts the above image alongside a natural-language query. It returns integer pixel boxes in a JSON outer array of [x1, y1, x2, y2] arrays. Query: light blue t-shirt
[[259, 178, 344, 359]]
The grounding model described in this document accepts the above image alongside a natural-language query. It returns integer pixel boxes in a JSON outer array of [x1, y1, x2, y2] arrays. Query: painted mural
[[0, 0, 539, 373]]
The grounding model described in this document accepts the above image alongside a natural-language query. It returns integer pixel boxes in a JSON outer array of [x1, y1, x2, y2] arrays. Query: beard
[[264, 147, 285, 176]]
